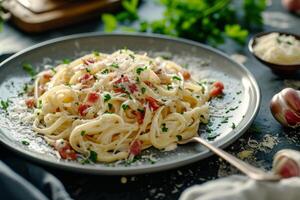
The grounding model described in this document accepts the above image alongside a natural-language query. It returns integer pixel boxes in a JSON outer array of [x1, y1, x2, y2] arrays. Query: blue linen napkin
[[0, 158, 72, 200]]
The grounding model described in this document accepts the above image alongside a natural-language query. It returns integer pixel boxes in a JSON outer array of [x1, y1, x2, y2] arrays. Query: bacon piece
[[87, 92, 100, 103], [128, 83, 138, 93], [130, 140, 142, 156], [209, 81, 224, 97], [25, 98, 35, 108], [114, 75, 130, 84], [78, 104, 90, 116], [82, 58, 95, 65], [181, 70, 191, 80], [136, 111, 145, 124], [54, 140, 77, 160], [113, 87, 126, 93], [144, 81, 153, 87], [79, 74, 93, 83], [145, 96, 160, 111], [43, 72, 53, 80]]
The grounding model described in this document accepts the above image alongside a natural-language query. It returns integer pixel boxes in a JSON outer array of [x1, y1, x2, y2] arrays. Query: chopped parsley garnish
[[80, 130, 86, 136], [135, 77, 140, 83], [21, 141, 30, 146], [172, 76, 181, 81], [182, 63, 189, 68], [221, 117, 229, 124], [286, 41, 293, 45], [85, 68, 91, 73], [207, 134, 218, 140], [136, 67, 147, 75], [62, 59, 71, 64], [176, 135, 183, 141], [101, 69, 109, 74], [276, 37, 282, 44], [103, 94, 111, 102], [93, 50, 100, 56], [206, 127, 212, 133], [110, 63, 119, 68], [23, 84, 29, 93], [22, 63, 36, 77], [236, 91, 242, 95], [122, 104, 129, 110], [124, 155, 141, 166], [229, 106, 238, 111], [50, 68, 56, 74], [129, 54, 135, 60], [141, 87, 146, 94], [149, 159, 156, 164], [89, 150, 98, 163], [161, 123, 168, 132], [108, 103, 113, 110], [167, 85, 173, 90], [231, 123, 236, 129], [38, 100, 42, 109], [0, 100, 9, 112]]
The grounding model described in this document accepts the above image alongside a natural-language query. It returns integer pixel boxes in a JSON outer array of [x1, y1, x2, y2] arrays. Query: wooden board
[[3, 0, 121, 33], [16, 0, 71, 13]]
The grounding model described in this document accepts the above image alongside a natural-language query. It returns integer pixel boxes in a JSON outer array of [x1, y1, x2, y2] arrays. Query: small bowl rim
[[248, 31, 300, 70]]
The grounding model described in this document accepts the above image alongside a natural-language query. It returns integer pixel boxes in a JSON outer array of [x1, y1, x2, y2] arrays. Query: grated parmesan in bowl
[[252, 32, 300, 65]]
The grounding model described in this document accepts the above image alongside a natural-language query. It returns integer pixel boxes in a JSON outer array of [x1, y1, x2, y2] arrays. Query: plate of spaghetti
[[0, 33, 260, 174]]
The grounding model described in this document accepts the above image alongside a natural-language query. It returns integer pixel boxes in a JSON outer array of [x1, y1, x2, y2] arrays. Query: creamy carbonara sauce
[[253, 33, 300, 65], [25, 49, 223, 163]]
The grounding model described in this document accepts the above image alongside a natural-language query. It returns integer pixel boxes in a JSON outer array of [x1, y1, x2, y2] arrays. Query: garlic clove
[[273, 149, 300, 178], [281, 88, 300, 113], [270, 93, 288, 126], [270, 88, 300, 128]]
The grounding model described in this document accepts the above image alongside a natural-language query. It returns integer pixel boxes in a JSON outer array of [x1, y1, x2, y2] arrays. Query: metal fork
[[179, 136, 281, 181]]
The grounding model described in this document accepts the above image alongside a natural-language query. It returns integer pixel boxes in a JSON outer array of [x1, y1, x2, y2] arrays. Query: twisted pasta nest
[[31, 49, 220, 163]]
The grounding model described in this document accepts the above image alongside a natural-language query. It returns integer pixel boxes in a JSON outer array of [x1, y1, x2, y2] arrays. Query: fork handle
[[193, 137, 279, 181]]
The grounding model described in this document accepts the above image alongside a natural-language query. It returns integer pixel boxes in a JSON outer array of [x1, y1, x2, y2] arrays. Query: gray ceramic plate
[[0, 33, 260, 175]]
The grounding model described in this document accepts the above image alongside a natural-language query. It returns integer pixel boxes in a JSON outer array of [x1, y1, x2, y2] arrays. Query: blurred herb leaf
[[225, 24, 249, 45], [102, 14, 117, 32], [22, 63, 36, 77], [122, 0, 139, 20], [102, 0, 266, 46], [243, 0, 266, 29]]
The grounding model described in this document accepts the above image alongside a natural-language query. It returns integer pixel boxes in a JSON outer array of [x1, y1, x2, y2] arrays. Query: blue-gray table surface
[[0, 1, 299, 200]]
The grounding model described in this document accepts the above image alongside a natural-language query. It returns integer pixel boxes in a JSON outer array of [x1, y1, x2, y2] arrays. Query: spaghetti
[[28, 49, 223, 162]]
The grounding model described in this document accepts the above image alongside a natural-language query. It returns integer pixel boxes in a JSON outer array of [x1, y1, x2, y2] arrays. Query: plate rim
[[0, 32, 261, 175]]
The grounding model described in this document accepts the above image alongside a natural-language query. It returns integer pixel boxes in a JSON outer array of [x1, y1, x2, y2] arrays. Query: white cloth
[[180, 175, 300, 200]]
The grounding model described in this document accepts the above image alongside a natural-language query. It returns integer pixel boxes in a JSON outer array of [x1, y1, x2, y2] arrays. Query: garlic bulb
[[273, 149, 300, 178], [270, 88, 300, 128]]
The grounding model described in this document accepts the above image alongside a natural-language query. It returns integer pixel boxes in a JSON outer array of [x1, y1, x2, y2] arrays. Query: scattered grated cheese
[[120, 177, 127, 184]]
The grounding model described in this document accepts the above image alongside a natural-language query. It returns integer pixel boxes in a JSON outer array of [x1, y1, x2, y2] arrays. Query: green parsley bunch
[[102, 0, 266, 46]]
